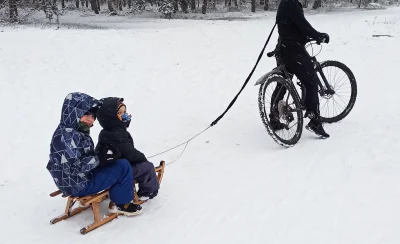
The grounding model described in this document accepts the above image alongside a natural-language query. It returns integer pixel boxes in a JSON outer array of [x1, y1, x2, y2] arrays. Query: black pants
[[271, 42, 320, 116], [131, 161, 160, 194]]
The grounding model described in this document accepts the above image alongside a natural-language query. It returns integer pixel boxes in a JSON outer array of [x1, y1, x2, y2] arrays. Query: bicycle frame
[[255, 46, 334, 109]]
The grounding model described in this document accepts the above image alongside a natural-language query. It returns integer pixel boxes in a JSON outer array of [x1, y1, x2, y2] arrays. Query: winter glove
[[98, 144, 121, 167], [318, 33, 330, 44]]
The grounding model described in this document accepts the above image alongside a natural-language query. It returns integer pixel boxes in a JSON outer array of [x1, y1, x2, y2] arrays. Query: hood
[[60, 92, 101, 128], [97, 97, 127, 130]]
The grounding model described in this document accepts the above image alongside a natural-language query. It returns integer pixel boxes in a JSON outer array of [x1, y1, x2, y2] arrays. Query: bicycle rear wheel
[[258, 74, 304, 147]]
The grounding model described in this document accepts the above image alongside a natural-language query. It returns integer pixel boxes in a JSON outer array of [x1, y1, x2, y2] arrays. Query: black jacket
[[276, 0, 322, 45], [95, 97, 148, 165]]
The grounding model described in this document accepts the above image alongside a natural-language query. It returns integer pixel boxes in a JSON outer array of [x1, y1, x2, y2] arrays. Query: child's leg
[[131, 161, 160, 197], [77, 159, 133, 205]]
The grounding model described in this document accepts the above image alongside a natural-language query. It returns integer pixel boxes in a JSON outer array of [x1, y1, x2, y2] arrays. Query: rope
[[147, 126, 211, 165], [147, 23, 278, 165], [210, 23, 277, 126]]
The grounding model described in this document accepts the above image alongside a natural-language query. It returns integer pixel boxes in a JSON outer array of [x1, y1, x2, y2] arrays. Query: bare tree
[[190, 0, 195, 10], [90, 0, 99, 13], [10, 0, 18, 21], [201, 0, 206, 13], [108, 0, 116, 12], [264, 0, 269, 10], [180, 0, 188, 12], [312, 0, 322, 9]]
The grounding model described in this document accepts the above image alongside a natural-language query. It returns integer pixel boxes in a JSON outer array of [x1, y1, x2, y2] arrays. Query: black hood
[[97, 97, 127, 130]]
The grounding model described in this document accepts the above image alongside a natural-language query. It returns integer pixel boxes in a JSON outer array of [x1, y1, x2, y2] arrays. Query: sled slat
[[80, 191, 109, 207]]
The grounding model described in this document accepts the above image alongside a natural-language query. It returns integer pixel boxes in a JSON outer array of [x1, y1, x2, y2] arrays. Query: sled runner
[[49, 161, 166, 235]]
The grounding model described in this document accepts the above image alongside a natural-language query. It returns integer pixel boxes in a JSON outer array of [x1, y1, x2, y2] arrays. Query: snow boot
[[109, 202, 142, 216], [137, 190, 158, 201], [268, 114, 285, 131]]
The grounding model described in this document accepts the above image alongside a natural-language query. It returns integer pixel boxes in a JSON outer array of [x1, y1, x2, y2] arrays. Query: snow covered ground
[[1, 6, 400, 244]]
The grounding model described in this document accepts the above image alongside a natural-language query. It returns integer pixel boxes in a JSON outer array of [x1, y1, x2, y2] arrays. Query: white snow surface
[[1, 6, 400, 244]]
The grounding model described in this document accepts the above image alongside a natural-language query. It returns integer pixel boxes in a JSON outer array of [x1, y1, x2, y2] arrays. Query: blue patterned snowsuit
[[46, 92, 101, 196], [46, 93, 134, 205]]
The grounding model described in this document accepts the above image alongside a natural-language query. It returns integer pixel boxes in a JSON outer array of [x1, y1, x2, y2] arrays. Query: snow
[[1, 6, 400, 244]]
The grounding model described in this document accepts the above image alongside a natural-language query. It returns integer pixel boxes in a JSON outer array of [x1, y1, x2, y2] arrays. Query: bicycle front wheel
[[317, 60, 358, 123]]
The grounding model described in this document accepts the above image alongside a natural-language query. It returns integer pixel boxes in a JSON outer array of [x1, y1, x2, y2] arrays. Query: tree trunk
[[251, 0, 255, 12], [108, 0, 115, 11], [9, 0, 18, 21], [201, 0, 207, 13], [90, 0, 99, 13], [180, 0, 189, 12], [312, 0, 321, 9]]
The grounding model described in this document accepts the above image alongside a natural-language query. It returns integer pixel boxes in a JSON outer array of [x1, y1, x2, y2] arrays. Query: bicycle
[[255, 40, 358, 147]]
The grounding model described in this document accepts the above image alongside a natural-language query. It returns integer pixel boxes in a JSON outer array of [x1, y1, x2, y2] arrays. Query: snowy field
[[1, 6, 400, 244]]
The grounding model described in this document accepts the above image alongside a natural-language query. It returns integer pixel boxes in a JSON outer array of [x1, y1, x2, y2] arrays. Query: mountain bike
[[255, 40, 357, 147]]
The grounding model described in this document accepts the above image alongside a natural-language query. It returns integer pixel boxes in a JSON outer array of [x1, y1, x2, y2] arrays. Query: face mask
[[120, 113, 131, 122]]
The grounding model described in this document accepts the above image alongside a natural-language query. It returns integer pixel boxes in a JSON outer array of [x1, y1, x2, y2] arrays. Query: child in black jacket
[[95, 97, 159, 200]]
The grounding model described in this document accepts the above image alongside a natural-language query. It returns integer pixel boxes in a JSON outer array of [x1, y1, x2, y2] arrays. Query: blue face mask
[[120, 113, 131, 122]]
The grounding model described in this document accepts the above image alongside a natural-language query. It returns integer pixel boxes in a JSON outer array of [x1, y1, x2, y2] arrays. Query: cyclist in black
[[270, 0, 330, 138]]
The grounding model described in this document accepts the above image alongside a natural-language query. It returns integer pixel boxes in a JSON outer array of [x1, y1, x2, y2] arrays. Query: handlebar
[[266, 38, 326, 58]]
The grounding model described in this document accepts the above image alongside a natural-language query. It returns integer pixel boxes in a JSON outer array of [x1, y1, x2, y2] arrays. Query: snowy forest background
[[1, 0, 399, 26]]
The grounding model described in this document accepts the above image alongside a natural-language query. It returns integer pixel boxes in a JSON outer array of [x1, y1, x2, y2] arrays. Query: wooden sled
[[49, 161, 166, 235]]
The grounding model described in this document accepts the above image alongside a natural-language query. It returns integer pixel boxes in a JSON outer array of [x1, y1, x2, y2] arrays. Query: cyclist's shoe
[[304, 111, 330, 138], [306, 119, 330, 138], [269, 114, 285, 131]]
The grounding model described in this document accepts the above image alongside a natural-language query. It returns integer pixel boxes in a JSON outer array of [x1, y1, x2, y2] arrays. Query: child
[[96, 97, 159, 200], [46, 92, 142, 216]]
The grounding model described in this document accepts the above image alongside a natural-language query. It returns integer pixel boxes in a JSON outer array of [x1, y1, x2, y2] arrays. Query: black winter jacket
[[276, 0, 322, 45], [95, 97, 148, 165]]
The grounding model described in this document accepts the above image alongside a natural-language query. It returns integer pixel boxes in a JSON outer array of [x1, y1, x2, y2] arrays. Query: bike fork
[[316, 64, 335, 96]]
